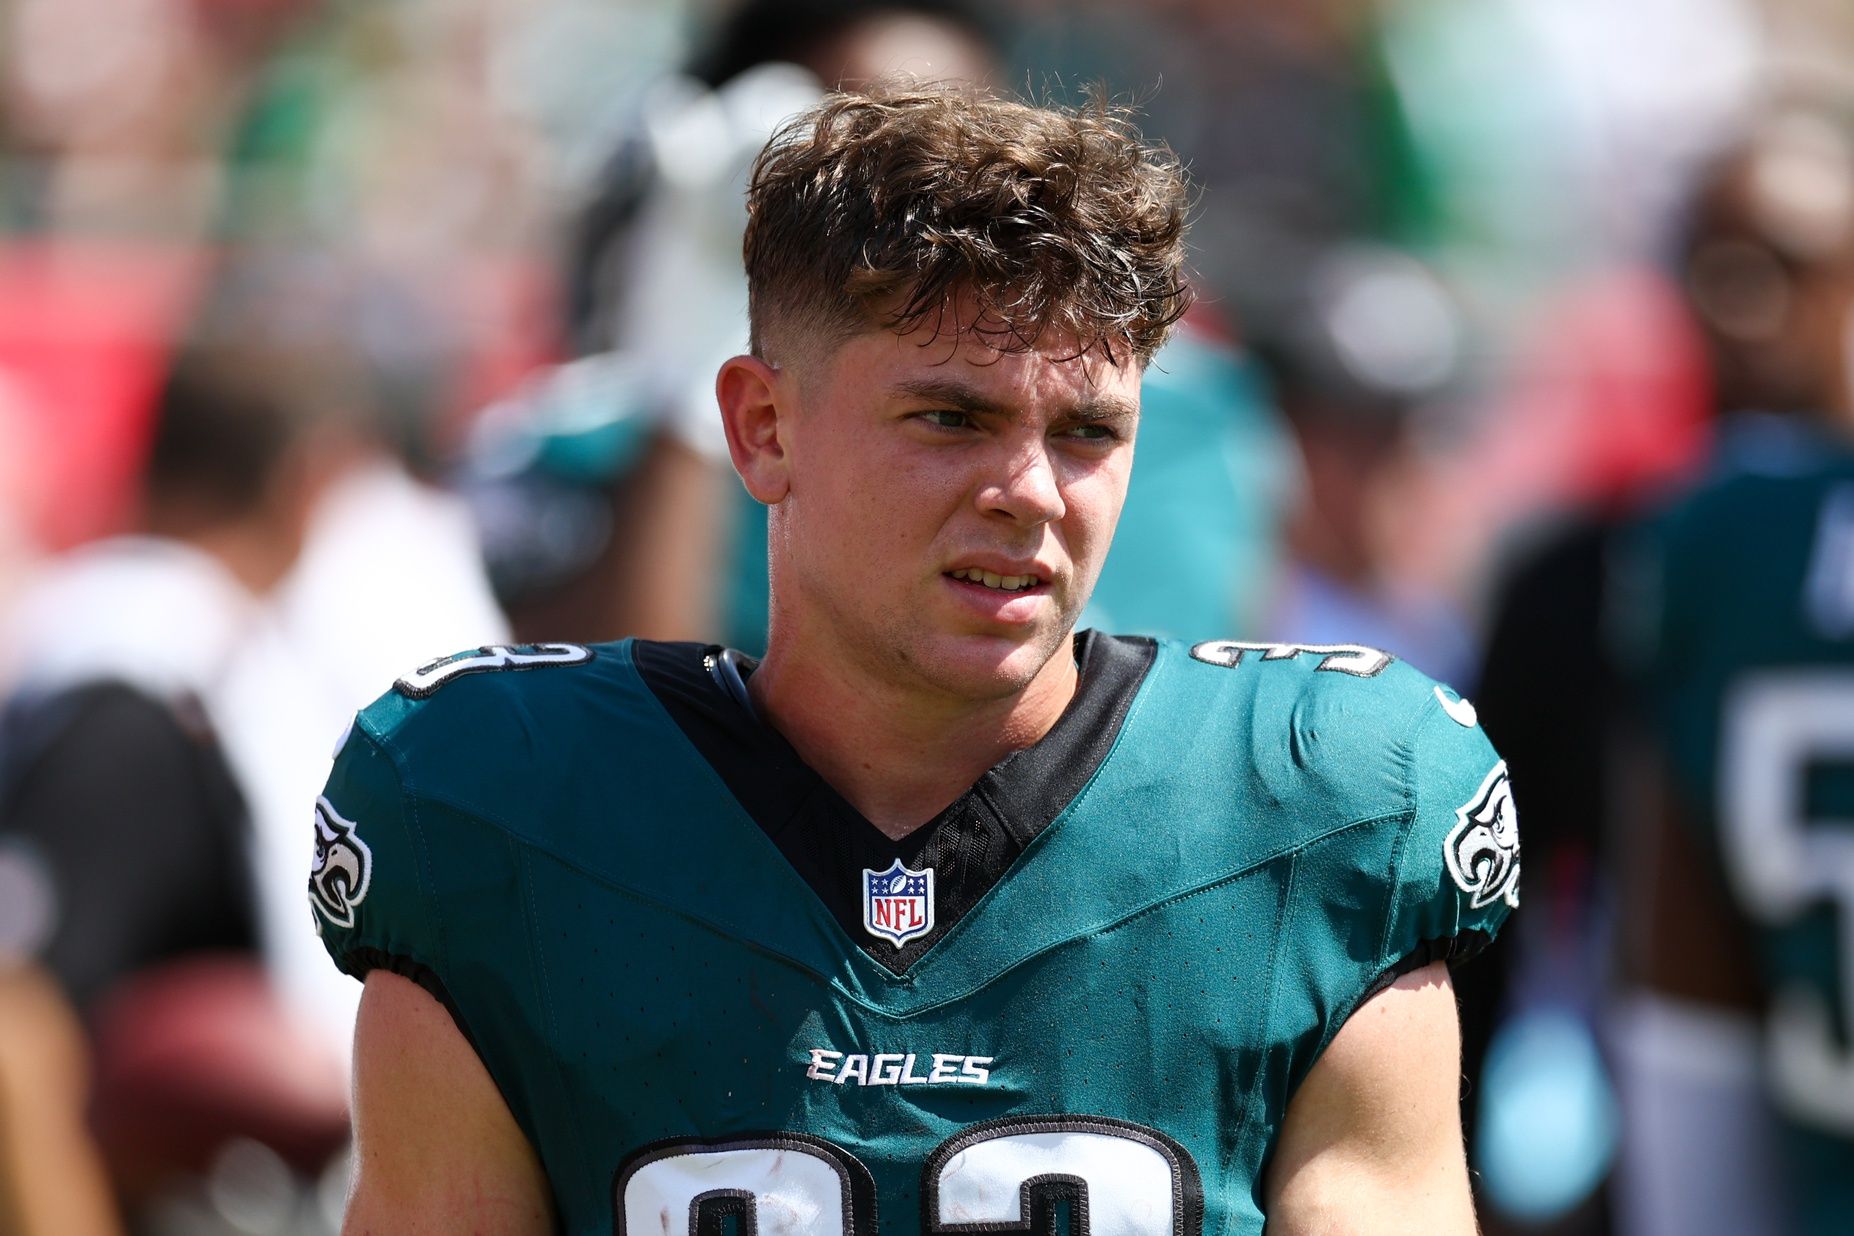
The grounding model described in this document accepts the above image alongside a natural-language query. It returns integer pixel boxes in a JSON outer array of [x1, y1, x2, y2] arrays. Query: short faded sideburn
[[744, 86, 1193, 366]]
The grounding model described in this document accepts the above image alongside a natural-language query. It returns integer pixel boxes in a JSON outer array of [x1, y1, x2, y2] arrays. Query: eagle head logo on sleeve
[[1445, 762, 1521, 910], [309, 797, 373, 929]]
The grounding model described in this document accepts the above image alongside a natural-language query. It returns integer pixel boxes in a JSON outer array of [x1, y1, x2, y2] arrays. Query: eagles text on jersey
[[311, 632, 1516, 1234]]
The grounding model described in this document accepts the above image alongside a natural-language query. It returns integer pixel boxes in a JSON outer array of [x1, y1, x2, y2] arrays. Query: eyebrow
[[891, 378, 1138, 423]]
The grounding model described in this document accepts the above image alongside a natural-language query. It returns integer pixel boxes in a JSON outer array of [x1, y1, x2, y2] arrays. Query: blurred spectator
[[1079, 320, 1290, 641], [473, 0, 1002, 650], [1460, 271, 1714, 1236], [184, 256, 513, 1054], [1610, 103, 1854, 1236], [478, 58, 824, 649], [0, 963, 122, 1235], [476, 0, 1297, 654], [9, 0, 1854, 1230], [1247, 243, 1479, 686], [0, 339, 352, 1216], [2, 343, 332, 1009]]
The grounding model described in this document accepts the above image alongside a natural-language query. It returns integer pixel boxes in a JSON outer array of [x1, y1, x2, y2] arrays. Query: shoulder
[[1648, 418, 1854, 548], [324, 637, 695, 881], [357, 640, 623, 749], [11, 679, 211, 763], [329, 634, 735, 841], [312, 639, 682, 986], [3, 680, 241, 829], [1145, 636, 1517, 973], [1162, 634, 1438, 724], [1149, 637, 1486, 830], [346, 639, 677, 803], [1625, 426, 1854, 665]]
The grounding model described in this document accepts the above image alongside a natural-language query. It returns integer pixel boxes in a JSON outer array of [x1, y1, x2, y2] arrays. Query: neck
[[144, 499, 301, 598], [748, 636, 1080, 840]]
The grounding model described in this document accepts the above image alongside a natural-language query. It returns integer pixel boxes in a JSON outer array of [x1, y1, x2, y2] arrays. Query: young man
[[316, 86, 1515, 1234]]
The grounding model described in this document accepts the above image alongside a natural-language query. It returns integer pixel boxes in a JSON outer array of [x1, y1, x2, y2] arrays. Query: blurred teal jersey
[[1633, 416, 1854, 1233], [1080, 329, 1286, 641], [312, 633, 1514, 1235]]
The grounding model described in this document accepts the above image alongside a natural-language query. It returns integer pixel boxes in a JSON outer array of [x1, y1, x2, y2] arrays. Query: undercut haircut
[[744, 85, 1193, 366]]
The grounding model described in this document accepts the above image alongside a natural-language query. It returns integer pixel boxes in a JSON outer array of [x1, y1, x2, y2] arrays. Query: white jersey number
[[394, 643, 591, 697], [925, 1117, 1199, 1236], [1720, 671, 1854, 1134], [616, 1118, 1201, 1236], [616, 1136, 866, 1236], [1190, 639, 1392, 677]]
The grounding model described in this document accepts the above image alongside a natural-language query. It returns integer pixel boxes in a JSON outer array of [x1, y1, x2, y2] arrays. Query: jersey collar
[[633, 631, 1156, 974]]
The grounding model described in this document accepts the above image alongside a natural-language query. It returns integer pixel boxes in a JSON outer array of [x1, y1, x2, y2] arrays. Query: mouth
[[945, 567, 1045, 593]]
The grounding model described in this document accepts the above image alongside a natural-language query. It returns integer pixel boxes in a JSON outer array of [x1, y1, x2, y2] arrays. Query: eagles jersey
[[1632, 416, 1854, 1233], [311, 632, 1516, 1235]]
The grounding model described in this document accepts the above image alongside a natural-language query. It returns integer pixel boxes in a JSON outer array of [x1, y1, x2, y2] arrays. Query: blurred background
[[3, 0, 1854, 1233]]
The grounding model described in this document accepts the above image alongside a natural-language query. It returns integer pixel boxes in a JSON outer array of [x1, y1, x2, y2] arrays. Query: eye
[[915, 409, 975, 431], [1056, 422, 1121, 443]]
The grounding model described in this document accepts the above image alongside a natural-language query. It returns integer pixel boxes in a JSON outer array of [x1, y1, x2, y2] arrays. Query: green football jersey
[[1634, 416, 1854, 1232], [311, 632, 1515, 1235]]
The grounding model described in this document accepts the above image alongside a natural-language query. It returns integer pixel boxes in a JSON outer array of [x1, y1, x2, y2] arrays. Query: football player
[[313, 85, 1517, 1234], [1615, 107, 1854, 1236]]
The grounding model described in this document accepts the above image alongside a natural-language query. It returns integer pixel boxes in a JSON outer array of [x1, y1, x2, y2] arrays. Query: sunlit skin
[[716, 313, 1143, 835]]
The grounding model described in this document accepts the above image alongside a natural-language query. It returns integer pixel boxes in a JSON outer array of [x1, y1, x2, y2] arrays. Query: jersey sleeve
[[310, 718, 450, 1000], [1381, 691, 1519, 978]]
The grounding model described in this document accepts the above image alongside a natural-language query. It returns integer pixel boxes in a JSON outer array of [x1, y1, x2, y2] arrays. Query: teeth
[[952, 568, 1040, 591]]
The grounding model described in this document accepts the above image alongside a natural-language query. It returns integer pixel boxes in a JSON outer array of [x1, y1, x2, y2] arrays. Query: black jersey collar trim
[[632, 632, 1156, 974]]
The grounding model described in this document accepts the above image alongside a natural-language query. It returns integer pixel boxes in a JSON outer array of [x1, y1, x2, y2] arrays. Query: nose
[[977, 439, 1066, 526]]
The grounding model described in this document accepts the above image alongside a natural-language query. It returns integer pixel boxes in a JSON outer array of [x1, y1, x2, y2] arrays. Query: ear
[[716, 354, 792, 505]]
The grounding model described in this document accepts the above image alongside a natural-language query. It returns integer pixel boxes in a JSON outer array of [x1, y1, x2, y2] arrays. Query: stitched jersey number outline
[[394, 643, 592, 698], [1720, 671, 1854, 1134], [1189, 639, 1392, 677], [615, 1134, 875, 1236], [615, 1116, 1203, 1236]]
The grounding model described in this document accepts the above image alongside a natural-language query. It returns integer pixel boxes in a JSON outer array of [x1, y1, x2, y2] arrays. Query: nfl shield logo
[[862, 858, 935, 948]]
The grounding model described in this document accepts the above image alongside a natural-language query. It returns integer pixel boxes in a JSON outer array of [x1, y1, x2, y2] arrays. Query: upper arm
[[1264, 962, 1476, 1236], [1256, 665, 1517, 1233], [343, 970, 554, 1236]]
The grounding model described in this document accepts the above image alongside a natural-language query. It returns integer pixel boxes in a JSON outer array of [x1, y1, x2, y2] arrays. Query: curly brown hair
[[744, 85, 1193, 366]]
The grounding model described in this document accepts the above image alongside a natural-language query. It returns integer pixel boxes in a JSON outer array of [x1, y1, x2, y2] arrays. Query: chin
[[904, 627, 1069, 701]]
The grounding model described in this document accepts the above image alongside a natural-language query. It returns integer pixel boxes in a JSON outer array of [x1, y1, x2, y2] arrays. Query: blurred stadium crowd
[[3, 0, 1854, 1233]]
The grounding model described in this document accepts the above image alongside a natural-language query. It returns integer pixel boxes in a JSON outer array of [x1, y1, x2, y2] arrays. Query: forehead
[[813, 320, 1143, 413]]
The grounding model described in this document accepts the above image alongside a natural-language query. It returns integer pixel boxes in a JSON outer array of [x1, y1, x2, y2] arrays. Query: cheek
[[832, 447, 965, 532], [787, 444, 950, 583], [1061, 458, 1132, 553]]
